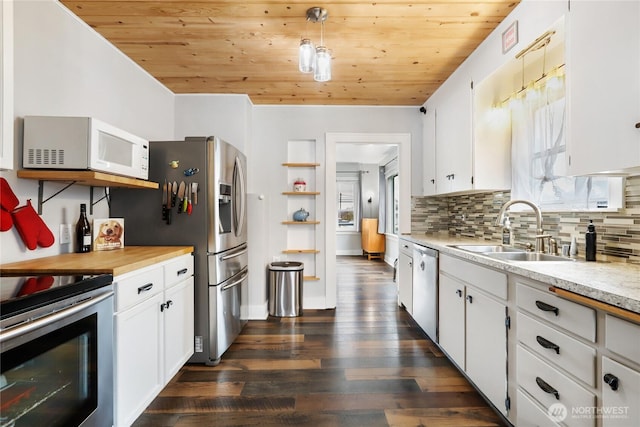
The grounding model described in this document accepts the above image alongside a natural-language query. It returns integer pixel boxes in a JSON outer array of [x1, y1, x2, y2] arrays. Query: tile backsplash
[[412, 175, 640, 263]]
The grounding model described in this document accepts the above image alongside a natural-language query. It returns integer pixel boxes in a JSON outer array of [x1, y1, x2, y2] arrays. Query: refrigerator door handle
[[220, 246, 248, 261], [221, 268, 248, 291], [233, 155, 246, 238]]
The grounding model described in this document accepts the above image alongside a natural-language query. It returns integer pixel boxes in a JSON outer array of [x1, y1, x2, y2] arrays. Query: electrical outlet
[[60, 224, 72, 245]]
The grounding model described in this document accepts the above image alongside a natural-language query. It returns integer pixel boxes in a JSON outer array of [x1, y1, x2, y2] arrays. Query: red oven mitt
[[0, 177, 19, 231], [11, 199, 55, 250]]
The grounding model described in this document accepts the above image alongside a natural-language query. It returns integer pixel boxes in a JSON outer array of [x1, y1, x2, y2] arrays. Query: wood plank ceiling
[[60, 0, 520, 105]]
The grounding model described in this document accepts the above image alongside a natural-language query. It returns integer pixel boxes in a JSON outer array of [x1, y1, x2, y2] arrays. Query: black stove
[[0, 274, 113, 321]]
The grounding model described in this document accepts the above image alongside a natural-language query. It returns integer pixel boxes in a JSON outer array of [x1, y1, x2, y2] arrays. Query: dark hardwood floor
[[133, 256, 506, 427]]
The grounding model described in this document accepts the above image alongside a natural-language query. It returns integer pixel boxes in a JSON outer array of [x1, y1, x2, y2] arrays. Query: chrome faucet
[[495, 199, 550, 253]]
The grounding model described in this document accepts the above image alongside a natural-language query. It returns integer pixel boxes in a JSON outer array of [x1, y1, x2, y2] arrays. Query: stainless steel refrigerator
[[110, 136, 248, 365]]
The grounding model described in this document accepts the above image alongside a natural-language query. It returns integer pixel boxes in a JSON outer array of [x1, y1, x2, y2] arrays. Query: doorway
[[325, 132, 411, 309]]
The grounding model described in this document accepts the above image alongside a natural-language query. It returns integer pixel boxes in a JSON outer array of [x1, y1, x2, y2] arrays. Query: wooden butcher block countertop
[[0, 246, 194, 277]]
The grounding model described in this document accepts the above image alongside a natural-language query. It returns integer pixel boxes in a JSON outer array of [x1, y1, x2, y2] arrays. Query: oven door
[[0, 291, 113, 427]]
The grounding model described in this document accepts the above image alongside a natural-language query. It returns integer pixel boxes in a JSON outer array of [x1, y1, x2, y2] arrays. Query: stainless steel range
[[0, 274, 114, 427]]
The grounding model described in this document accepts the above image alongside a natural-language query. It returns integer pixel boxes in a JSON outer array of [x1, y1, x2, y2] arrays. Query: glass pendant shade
[[299, 38, 315, 73], [314, 46, 331, 82]]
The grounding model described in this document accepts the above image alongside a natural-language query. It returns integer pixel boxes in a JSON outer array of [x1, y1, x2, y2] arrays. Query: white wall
[[249, 106, 418, 313], [0, 0, 174, 263], [425, 1, 568, 108], [174, 94, 253, 153]]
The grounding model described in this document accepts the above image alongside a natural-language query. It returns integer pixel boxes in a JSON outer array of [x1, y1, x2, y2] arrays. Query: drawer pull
[[176, 268, 188, 276], [137, 283, 153, 294], [466, 295, 473, 304], [536, 335, 560, 354], [604, 373, 619, 391], [536, 377, 560, 400], [456, 289, 463, 298], [535, 300, 559, 316]]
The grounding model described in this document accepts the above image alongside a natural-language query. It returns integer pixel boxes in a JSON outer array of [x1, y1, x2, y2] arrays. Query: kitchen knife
[[171, 181, 178, 207], [187, 182, 192, 215], [177, 181, 186, 214], [166, 180, 172, 224], [191, 182, 198, 205], [162, 180, 168, 220]]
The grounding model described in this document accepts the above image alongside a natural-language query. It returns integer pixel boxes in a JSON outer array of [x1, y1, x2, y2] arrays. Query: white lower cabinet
[[601, 357, 640, 427], [164, 275, 195, 379], [517, 389, 562, 427], [466, 288, 508, 415], [602, 314, 640, 427], [517, 345, 596, 427], [114, 254, 194, 426], [115, 292, 164, 427], [438, 254, 509, 416], [438, 274, 465, 368], [515, 280, 598, 427]]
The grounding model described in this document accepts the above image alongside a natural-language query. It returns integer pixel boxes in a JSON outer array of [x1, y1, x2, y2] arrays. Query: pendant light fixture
[[298, 7, 331, 82]]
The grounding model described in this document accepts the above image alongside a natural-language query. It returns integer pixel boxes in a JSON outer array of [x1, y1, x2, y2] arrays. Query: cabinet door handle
[[604, 373, 619, 391], [536, 335, 560, 354], [430, 179, 435, 184], [456, 289, 463, 298], [466, 295, 473, 304], [635, 122, 640, 129], [137, 283, 153, 294], [420, 261, 425, 271], [535, 300, 559, 316], [160, 300, 174, 312], [536, 377, 560, 400], [176, 268, 188, 276]]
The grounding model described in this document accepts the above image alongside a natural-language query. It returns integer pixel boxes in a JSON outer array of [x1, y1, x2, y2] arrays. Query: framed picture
[[502, 20, 518, 54], [93, 218, 125, 251]]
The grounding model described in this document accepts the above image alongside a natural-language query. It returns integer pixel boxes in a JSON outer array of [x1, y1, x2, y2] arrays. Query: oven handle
[[221, 268, 249, 291], [0, 291, 113, 344]]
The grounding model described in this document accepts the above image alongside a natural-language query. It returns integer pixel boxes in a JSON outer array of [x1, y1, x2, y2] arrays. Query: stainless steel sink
[[451, 244, 524, 253], [485, 252, 575, 262]]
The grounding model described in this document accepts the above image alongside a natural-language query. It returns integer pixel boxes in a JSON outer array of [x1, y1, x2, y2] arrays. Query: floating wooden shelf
[[304, 276, 320, 281], [282, 162, 320, 168], [282, 191, 320, 196], [282, 220, 320, 225], [282, 249, 320, 254], [17, 170, 159, 189], [17, 169, 159, 214]]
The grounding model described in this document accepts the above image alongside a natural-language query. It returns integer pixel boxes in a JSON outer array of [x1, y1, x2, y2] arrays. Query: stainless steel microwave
[[23, 116, 149, 180]]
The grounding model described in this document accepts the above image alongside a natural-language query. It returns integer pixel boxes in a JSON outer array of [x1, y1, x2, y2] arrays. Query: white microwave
[[23, 116, 149, 180]]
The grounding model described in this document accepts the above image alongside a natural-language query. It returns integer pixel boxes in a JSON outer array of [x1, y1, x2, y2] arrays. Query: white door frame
[[325, 132, 411, 308]]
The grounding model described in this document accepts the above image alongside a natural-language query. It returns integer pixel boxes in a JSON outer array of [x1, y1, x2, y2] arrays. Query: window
[[389, 175, 399, 234], [510, 74, 622, 211], [384, 159, 399, 235], [336, 173, 360, 231]]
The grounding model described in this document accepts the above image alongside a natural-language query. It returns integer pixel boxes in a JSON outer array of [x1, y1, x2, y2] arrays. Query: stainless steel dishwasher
[[412, 244, 438, 341]]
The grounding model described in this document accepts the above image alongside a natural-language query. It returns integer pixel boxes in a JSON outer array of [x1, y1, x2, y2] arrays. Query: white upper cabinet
[[426, 64, 511, 196], [434, 70, 473, 194], [422, 107, 436, 196], [1, 1, 14, 170], [566, 0, 640, 175]]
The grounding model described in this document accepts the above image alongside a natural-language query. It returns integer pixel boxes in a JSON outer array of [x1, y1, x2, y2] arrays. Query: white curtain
[[510, 75, 606, 210]]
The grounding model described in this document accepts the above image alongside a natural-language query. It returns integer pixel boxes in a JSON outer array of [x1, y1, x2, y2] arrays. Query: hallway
[[132, 256, 505, 426]]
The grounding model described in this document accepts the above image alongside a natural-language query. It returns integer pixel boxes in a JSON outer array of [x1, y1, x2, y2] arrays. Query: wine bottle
[[75, 203, 92, 253]]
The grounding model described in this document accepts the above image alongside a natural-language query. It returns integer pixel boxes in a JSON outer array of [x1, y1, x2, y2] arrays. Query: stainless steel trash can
[[268, 261, 303, 317]]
